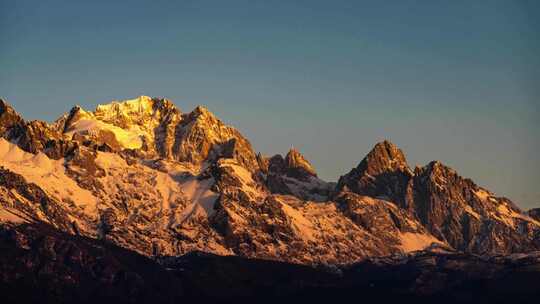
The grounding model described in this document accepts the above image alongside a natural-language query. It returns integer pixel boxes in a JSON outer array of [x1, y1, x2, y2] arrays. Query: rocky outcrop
[[0, 99, 72, 159], [0, 99, 24, 136], [265, 150, 331, 201], [335, 191, 442, 250], [336, 140, 413, 208], [0, 168, 74, 232], [407, 161, 540, 254], [172, 105, 259, 171], [285, 148, 317, 179]]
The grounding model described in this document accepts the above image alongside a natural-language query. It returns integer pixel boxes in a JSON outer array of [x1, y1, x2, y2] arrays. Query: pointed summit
[[172, 104, 260, 171], [357, 140, 409, 176], [336, 140, 412, 205], [192, 105, 211, 116], [285, 148, 317, 178], [0, 98, 24, 135]]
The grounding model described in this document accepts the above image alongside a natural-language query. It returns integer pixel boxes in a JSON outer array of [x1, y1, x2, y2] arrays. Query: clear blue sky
[[1, 1, 539, 208]]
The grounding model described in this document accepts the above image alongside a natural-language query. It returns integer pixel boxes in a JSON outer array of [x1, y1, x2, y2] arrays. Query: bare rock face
[[255, 152, 269, 174], [0, 99, 73, 159], [265, 150, 332, 201], [0, 99, 24, 136], [172, 106, 259, 172], [267, 149, 317, 179], [335, 141, 540, 256], [0, 168, 74, 232], [336, 140, 413, 208], [407, 161, 540, 254], [285, 148, 317, 179]]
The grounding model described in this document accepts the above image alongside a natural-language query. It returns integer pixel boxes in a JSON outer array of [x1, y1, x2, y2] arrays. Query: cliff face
[[1, 96, 539, 266]]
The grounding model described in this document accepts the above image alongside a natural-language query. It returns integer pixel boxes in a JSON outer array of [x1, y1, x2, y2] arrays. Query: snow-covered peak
[[57, 96, 183, 152], [54, 96, 258, 169], [94, 96, 155, 122]]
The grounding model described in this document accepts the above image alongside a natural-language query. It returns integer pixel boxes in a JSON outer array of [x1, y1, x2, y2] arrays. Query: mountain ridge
[[1, 96, 539, 265]]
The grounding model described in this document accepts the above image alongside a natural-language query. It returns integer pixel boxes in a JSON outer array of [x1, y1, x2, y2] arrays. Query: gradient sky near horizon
[[1, 1, 539, 208]]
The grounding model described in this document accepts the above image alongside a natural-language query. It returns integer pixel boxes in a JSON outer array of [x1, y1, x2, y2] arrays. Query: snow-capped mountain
[[1, 96, 539, 265]]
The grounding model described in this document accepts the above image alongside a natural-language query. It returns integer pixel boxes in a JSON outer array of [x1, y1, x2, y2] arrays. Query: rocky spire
[[0, 98, 24, 136], [336, 140, 412, 205], [356, 140, 409, 175], [256, 152, 269, 174], [284, 148, 317, 179]]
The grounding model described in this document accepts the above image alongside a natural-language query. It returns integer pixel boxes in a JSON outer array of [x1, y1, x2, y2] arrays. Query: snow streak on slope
[[94, 151, 185, 213], [65, 119, 145, 149], [94, 151, 220, 227], [0, 138, 98, 215], [398, 232, 444, 252], [179, 177, 219, 220], [280, 202, 316, 241]]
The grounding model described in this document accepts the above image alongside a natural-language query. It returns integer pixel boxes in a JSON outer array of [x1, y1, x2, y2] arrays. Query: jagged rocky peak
[[285, 148, 317, 178], [54, 96, 259, 170], [0, 98, 24, 135], [58, 105, 92, 130], [267, 148, 317, 178], [191, 105, 211, 116], [336, 140, 412, 205], [61, 96, 182, 131], [412, 160, 492, 200], [93, 96, 181, 129], [256, 152, 269, 174], [407, 159, 540, 254], [0, 98, 72, 158], [265, 150, 331, 201], [358, 140, 409, 175], [173, 104, 260, 171]]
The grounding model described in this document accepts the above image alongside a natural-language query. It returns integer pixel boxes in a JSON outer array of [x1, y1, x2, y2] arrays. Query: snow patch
[[398, 232, 442, 252], [65, 119, 145, 149], [179, 177, 219, 219], [95, 96, 154, 119], [0, 138, 99, 215], [280, 202, 316, 241]]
